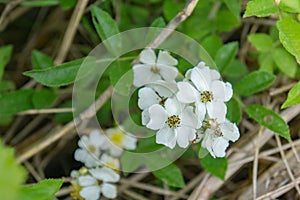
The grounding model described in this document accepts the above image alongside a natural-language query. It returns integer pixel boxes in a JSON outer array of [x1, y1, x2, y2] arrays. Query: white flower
[[176, 66, 233, 123], [201, 119, 240, 158], [100, 153, 121, 171], [146, 97, 200, 149], [74, 130, 108, 167], [185, 62, 221, 81], [133, 48, 178, 87], [78, 167, 120, 200], [106, 127, 137, 157], [138, 80, 178, 125]]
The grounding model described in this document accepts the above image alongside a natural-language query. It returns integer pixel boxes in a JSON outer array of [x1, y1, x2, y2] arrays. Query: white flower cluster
[[70, 127, 137, 200], [133, 48, 240, 158]]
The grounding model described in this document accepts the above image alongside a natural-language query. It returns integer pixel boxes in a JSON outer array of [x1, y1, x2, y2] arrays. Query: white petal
[[195, 101, 206, 123], [89, 130, 105, 147], [201, 130, 215, 158], [80, 185, 101, 200], [176, 126, 195, 148], [176, 82, 198, 103], [148, 80, 178, 97], [71, 170, 79, 178], [78, 175, 97, 186], [123, 133, 137, 150], [212, 137, 229, 158], [196, 61, 207, 69], [219, 121, 240, 142], [109, 145, 123, 157], [133, 64, 161, 87], [156, 127, 177, 149], [78, 135, 89, 148], [159, 65, 178, 81], [90, 167, 120, 183], [147, 104, 168, 130], [164, 97, 181, 115], [84, 155, 101, 168], [181, 106, 199, 129], [190, 67, 210, 92], [224, 82, 233, 102], [210, 69, 221, 80], [74, 149, 88, 163], [138, 87, 160, 109], [142, 109, 150, 125], [206, 101, 226, 123], [140, 48, 156, 65], [210, 80, 226, 101], [157, 50, 178, 66], [101, 183, 118, 198]]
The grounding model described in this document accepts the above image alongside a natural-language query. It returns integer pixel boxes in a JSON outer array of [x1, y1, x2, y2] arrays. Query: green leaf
[[0, 89, 34, 115], [150, 163, 185, 188], [120, 151, 143, 175], [282, 81, 300, 108], [24, 57, 95, 87], [0, 80, 15, 93], [0, 45, 13, 81], [245, 105, 291, 141], [223, 0, 242, 19], [248, 33, 274, 53], [18, 179, 63, 200], [200, 154, 228, 180], [215, 42, 239, 72], [91, 5, 121, 55], [277, 18, 300, 64], [279, 0, 300, 13], [59, 0, 77, 10], [258, 53, 275, 74], [0, 139, 27, 200], [226, 97, 242, 123], [235, 71, 276, 96], [21, 0, 59, 7], [244, 0, 278, 17], [32, 50, 54, 69], [223, 59, 249, 83], [272, 47, 297, 78], [109, 61, 133, 95], [32, 89, 57, 109], [54, 101, 73, 123], [215, 10, 241, 32], [163, 0, 184, 21], [201, 35, 223, 58], [150, 17, 166, 27]]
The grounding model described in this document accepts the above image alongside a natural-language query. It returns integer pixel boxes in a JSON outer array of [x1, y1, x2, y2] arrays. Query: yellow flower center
[[201, 90, 213, 103], [70, 184, 84, 200], [151, 65, 160, 74], [167, 115, 181, 128], [87, 145, 96, 153], [111, 132, 124, 146]]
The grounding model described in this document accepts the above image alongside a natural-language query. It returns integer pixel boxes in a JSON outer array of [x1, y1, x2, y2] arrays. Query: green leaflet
[[24, 57, 96, 87], [282, 81, 300, 108], [91, 5, 121, 56], [277, 18, 300, 64], [244, 0, 278, 17], [245, 105, 291, 141], [18, 179, 63, 200], [0, 139, 27, 200], [200, 154, 228, 180], [235, 71, 276, 96]]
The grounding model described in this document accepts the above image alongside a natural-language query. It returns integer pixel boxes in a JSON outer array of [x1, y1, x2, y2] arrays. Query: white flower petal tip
[[133, 49, 179, 87], [201, 119, 240, 158]]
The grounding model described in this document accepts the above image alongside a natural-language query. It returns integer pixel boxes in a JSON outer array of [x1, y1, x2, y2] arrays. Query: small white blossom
[[106, 127, 137, 157], [146, 97, 199, 149], [99, 153, 121, 171], [138, 80, 178, 125], [74, 130, 108, 167], [176, 66, 233, 123], [78, 167, 120, 200], [201, 119, 240, 158], [133, 48, 178, 87]]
